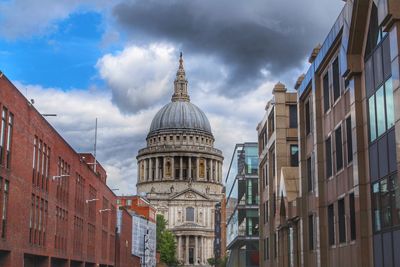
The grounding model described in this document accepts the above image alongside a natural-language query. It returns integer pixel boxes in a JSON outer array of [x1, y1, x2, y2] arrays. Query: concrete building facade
[[257, 1, 400, 267], [257, 84, 299, 267], [0, 72, 120, 267], [136, 54, 224, 266]]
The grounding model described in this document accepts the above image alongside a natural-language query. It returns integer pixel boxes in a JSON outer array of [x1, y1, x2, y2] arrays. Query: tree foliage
[[157, 214, 179, 266]]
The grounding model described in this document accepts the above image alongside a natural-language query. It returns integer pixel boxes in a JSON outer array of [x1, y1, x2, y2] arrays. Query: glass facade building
[[225, 143, 259, 267]]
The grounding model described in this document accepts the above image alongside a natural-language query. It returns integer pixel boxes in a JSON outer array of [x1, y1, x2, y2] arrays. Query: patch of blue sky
[[0, 11, 111, 90]]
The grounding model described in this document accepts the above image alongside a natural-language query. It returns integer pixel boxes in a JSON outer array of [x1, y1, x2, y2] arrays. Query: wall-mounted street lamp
[[99, 208, 111, 213], [52, 174, 70, 180], [111, 188, 119, 191], [85, 198, 99, 204]]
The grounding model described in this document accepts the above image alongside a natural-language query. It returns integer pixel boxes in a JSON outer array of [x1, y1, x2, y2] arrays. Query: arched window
[[186, 207, 194, 222]]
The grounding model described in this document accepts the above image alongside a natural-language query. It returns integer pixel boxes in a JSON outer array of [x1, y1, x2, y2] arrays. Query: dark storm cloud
[[113, 0, 343, 96]]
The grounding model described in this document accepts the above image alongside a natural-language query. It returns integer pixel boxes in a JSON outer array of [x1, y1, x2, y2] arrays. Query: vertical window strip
[[0, 108, 6, 165], [6, 113, 13, 168]]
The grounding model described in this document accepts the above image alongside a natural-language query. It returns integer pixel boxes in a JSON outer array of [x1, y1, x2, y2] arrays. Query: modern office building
[[136, 54, 224, 266], [256, 83, 298, 267], [0, 72, 121, 267], [290, 1, 400, 266], [225, 143, 259, 267]]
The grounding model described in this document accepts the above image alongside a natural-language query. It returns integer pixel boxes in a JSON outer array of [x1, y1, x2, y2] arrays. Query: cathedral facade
[[136, 54, 224, 266]]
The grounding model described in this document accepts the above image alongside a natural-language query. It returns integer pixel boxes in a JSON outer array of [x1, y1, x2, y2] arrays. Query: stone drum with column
[[136, 54, 224, 266]]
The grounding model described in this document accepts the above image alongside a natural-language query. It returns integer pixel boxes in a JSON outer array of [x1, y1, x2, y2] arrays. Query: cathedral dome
[[148, 53, 212, 136], [149, 101, 212, 135]]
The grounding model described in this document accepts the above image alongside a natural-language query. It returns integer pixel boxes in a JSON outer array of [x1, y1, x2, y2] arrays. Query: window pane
[[369, 95, 377, 141], [385, 79, 394, 129], [309, 215, 314, 250], [349, 193, 356, 240], [289, 105, 297, 128], [323, 73, 330, 112], [326, 137, 332, 178], [338, 198, 346, 243], [305, 102, 311, 135], [365, 57, 375, 97], [335, 127, 343, 171], [186, 207, 194, 222], [328, 204, 335, 245], [346, 117, 353, 163], [333, 58, 341, 101], [307, 157, 312, 192], [376, 86, 386, 136], [374, 46, 383, 89], [390, 175, 400, 227], [290, 145, 299, 167], [381, 178, 392, 228], [373, 182, 381, 232]]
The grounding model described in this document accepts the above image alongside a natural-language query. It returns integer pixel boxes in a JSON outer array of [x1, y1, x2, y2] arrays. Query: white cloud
[[96, 43, 177, 113], [15, 81, 159, 194]]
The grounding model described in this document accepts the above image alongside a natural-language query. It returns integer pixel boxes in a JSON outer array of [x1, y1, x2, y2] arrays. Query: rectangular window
[[349, 193, 356, 240], [6, 113, 12, 168], [0, 108, 6, 165], [385, 79, 394, 129], [309, 214, 314, 250], [265, 201, 269, 223], [265, 237, 269, 260], [326, 137, 332, 178], [332, 57, 341, 101], [290, 145, 299, 167], [328, 204, 335, 246], [376, 85, 386, 137], [346, 117, 353, 163], [369, 95, 377, 141], [1, 180, 9, 238], [372, 182, 381, 232], [289, 105, 297, 128], [307, 157, 312, 192], [335, 126, 343, 171], [264, 164, 268, 187], [323, 72, 330, 112], [338, 198, 346, 243], [305, 101, 311, 135]]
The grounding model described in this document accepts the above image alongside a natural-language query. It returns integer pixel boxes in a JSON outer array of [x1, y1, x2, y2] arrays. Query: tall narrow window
[[290, 145, 299, 167], [338, 198, 346, 243], [326, 137, 332, 178], [346, 117, 353, 163], [265, 237, 269, 260], [385, 79, 394, 129], [307, 157, 312, 192], [368, 95, 377, 141], [349, 193, 356, 240], [1, 180, 9, 238], [335, 126, 343, 171], [186, 207, 194, 222], [333, 57, 340, 101], [264, 163, 268, 187], [328, 204, 335, 246], [376, 86, 386, 136], [323, 72, 330, 112], [265, 200, 269, 223], [6, 113, 13, 168], [309, 214, 314, 250], [0, 108, 6, 165], [305, 101, 311, 135], [289, 105, 297, 128]]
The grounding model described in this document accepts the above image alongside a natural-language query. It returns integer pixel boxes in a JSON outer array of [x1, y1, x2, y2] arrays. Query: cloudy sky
[[0, 0, 344, 194]]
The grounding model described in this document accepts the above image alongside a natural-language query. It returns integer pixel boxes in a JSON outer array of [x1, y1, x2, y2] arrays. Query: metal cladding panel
[[149, 101, 212, 134]]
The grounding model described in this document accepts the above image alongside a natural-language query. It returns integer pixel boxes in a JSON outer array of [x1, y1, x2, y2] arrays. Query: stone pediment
[[169, 188, 210, 201]]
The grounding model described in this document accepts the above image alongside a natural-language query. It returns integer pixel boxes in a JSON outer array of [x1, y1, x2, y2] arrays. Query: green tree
[[156, 214, 179, 266], [159, 230, 179, 266], [156, 214, 167, 251]]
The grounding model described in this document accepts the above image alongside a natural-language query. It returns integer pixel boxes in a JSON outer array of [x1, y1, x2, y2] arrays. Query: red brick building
[[117, 195, 156, 223], [0, 72, 120, 267]]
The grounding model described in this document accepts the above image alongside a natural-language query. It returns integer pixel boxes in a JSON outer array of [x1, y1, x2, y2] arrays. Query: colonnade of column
[[139, 156, 222, 183], [177, 235, 208, 265]]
